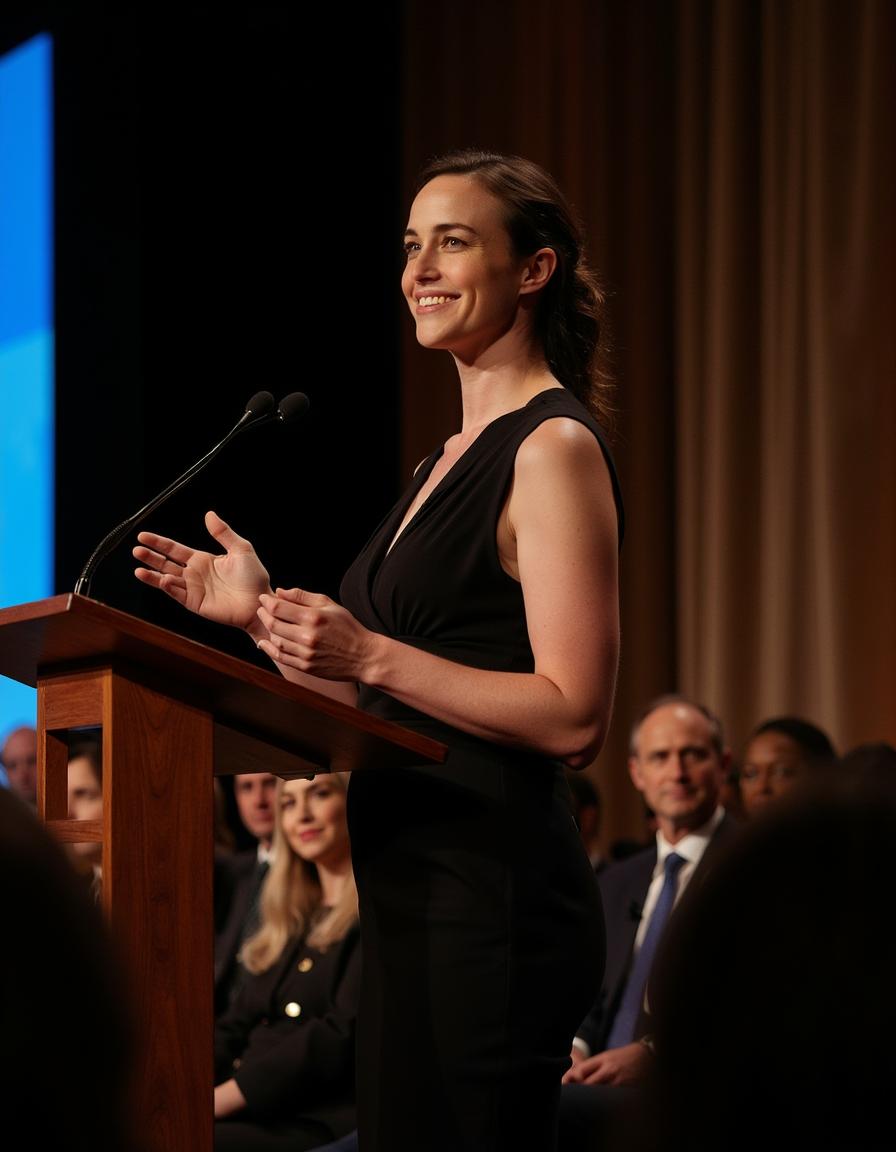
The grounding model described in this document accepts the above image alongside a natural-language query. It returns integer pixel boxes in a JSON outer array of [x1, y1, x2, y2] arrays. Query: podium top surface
[[0, 595, 447, 775]]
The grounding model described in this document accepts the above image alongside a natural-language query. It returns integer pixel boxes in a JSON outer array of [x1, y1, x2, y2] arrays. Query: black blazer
[[215, 921, 361, 1138], [577, 812, 741, 1053]]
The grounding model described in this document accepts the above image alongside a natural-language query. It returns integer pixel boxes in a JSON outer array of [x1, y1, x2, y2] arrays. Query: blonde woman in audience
[[214, 772, 360, 1152]]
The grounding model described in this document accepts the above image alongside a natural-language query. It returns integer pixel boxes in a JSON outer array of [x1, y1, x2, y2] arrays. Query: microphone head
[[277, 392, 311, 424], [245, 391, 276, 418]]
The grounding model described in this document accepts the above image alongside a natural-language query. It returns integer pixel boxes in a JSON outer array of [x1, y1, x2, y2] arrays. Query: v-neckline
[[382, 387, 565, 561], [381, 442, 452, 561]]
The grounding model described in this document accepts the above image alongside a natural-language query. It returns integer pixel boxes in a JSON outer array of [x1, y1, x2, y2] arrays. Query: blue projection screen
[[0, 32, 54, 737]]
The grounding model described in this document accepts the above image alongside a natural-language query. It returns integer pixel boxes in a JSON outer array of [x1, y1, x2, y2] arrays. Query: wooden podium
[[0, 594, 446, 1151]]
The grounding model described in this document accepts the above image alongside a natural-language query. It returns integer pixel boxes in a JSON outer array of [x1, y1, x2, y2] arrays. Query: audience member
[[629, 769, 896, 1152], [214, 778, 239, 933], [566, 769, 608, 873], [214, 773, 360, 1151], [66, 733, 104, 899], [0, 723, 38, 806], [215, 771, 279, 1015], [0, 784, 142, 1151], [839, 740, 896, 794], [559, 694, 741, 1149], [738, 715, 836, 817]]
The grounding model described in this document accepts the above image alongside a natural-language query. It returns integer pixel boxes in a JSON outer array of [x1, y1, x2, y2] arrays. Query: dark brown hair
[[748, 716, 836, 762]]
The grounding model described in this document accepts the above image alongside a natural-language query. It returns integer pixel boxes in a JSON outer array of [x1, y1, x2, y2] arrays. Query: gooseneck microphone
[[74, 390, 310, 598]]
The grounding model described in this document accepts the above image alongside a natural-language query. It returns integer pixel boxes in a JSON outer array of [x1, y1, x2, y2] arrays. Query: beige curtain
[[400, 0, 896, 842]]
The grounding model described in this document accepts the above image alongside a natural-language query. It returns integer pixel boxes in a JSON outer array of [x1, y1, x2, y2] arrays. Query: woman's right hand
[[133, 510, 272, 632]]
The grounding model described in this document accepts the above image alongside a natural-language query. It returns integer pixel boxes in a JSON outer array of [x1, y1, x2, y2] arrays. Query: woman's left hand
[[256, 588, 377, 682]]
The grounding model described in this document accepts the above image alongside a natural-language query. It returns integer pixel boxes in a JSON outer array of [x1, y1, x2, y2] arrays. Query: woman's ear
[[519, 247, 557, 295]]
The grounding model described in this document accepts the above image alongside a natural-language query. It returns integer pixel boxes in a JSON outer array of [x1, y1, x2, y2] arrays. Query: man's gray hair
[[628, 693, 725, 758]]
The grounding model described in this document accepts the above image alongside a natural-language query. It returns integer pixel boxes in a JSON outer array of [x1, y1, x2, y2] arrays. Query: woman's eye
[[403, 241, 420, 256], [443, 236, 464, 248]]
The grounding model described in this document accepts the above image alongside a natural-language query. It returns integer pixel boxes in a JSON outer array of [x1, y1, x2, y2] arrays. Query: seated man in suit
[[633, 765, 896, 1152], [215, 771, 278, 1016], [559, 693, 741, 1147]]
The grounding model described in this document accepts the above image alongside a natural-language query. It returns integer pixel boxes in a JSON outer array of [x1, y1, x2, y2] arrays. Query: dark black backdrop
[[2, 5, 403, 664]]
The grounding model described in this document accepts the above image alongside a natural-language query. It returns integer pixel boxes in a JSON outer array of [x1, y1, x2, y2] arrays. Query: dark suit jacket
[[214, 847, 240, 934], [215, 921, 361, 1138], [215, 849, 264, 1016], [577, 811, 741, 1053]]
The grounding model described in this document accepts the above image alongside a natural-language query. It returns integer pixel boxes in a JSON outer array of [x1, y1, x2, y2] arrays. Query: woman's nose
[[412, 241, 442, 280]]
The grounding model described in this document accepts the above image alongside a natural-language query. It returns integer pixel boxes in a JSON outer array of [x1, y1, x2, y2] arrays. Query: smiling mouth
[[417, 295, 457, 308]]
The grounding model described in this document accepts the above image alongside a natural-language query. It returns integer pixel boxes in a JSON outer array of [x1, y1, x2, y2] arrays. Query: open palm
[[133, 510, 272, 630]]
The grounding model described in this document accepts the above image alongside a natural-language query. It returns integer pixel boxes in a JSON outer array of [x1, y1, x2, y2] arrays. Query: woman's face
[[401, 173, 531, 362], [67, 754, 103, 860], [279, 777, 350, 871], [738, 731, 807, 815]]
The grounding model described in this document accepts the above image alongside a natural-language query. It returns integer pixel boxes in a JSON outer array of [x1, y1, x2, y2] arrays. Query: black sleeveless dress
[[339, 388, 624, 1152]]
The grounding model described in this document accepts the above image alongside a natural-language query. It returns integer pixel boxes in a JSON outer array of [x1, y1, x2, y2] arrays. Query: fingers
[[258, 593, 303, 632], [133, 532, 192, 567], [580, 1058, 612, 1085], [562, 1055, 600, 1085], [561, 1050, 584, 1084], [134, 566, 162, 588], [254, 626, 313, 672], [257, 589, 330, 624], [258, 629, 304, 659], [256, 589, 328, 661], [132, 543, 195, 596], [205, 509, 254, 553], [274, 586, 331, 608], [133, 533, 189, 598], [256, 635, 310, 672], [134, 567, 187, 605]]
